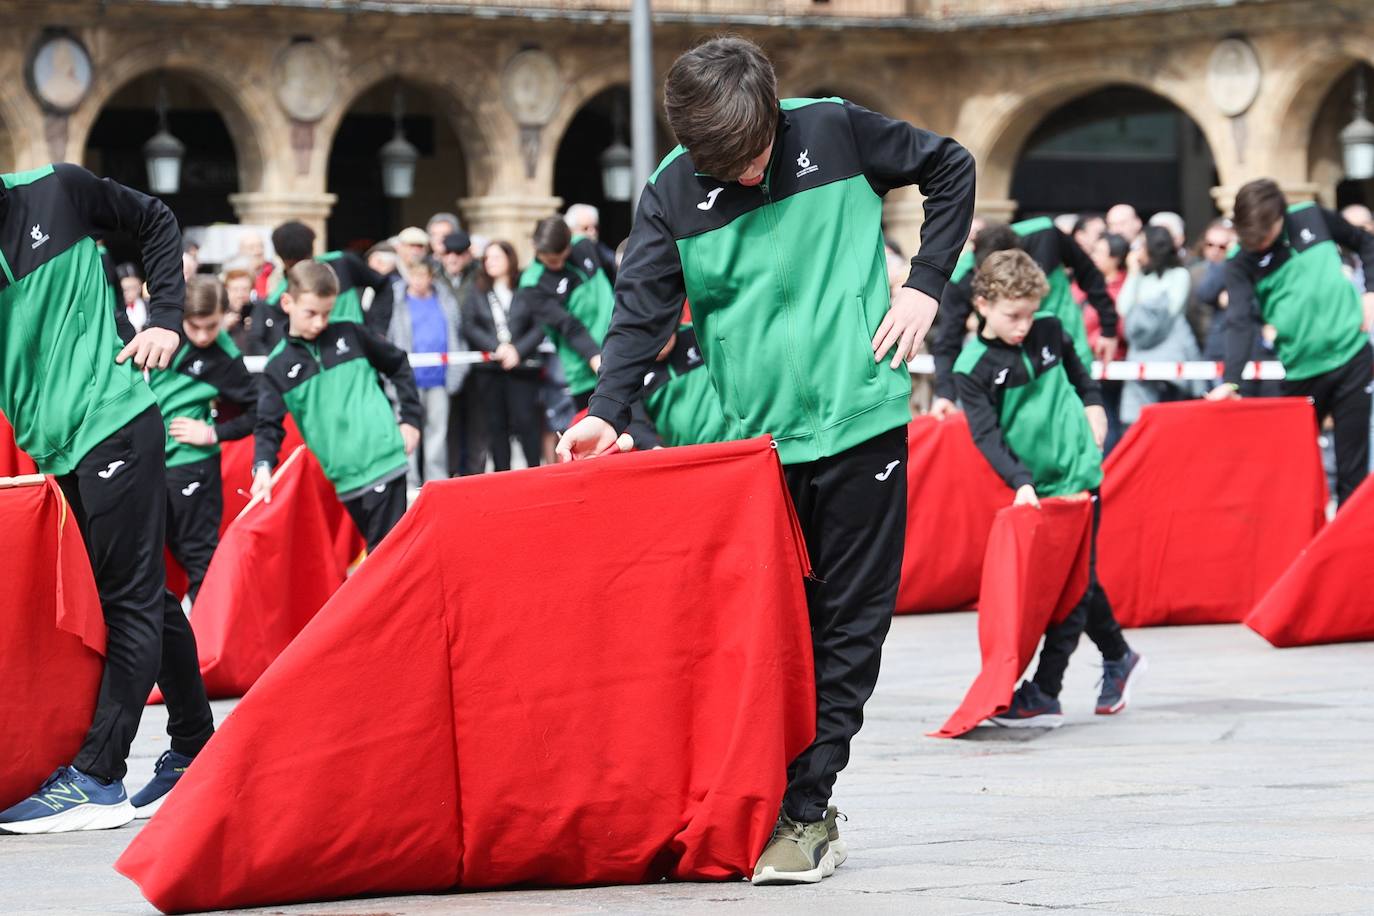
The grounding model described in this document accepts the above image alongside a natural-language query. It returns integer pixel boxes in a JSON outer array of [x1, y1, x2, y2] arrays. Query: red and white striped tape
[[243, 352, 1286, 382]]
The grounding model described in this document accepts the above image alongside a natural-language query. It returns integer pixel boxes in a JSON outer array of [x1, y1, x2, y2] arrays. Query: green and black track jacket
[[148, 332, 257, 468], [253, 250, 391, 353], [0, 163, 185, 476], [254, 322, 422, 498], [954, 313, 1104, 497], [932, 217, 1116, 402], [1223, 202, 1374, 384], [516, 236, 615, 397], [641, 324, 731, 448], [588, 98, 975, 465]]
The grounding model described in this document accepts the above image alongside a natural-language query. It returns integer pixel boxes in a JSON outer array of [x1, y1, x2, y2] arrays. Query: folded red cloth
[[1247, 473, 1374, 646], [0, 411, 38, 478], [0, 479, 105, 809], [931, 498, 1093, 739], [897, 415, 1011, 614], [1098, 399, 1326, 627], [118, 437, 815, 913]]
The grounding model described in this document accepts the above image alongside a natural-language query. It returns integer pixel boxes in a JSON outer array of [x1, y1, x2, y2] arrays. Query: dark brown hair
[[286, 259, 339, 299], [532, 216, 572, 256], [664, 37, 778, 179], [477, 240, 521, 292], [973, 249, 1049, 304], [1233, 178, 1286, 251], [184, 275, 225, 319]]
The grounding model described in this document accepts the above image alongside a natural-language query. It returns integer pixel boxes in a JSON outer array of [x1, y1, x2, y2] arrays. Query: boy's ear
[[279, 292, 293, 311], [972, 294, 990, 314]]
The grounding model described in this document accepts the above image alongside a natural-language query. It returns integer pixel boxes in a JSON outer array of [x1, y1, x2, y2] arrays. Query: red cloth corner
[[1246, 474, 1374, 646], [152, 446, 363, 702], [1098, 399, 1326, 628], [117, 437, 814, 913], [0, 411, 38, 478], [0, 479, 106, 809], [897, 415, 1012, 614], [930, 498, 1093, 739]]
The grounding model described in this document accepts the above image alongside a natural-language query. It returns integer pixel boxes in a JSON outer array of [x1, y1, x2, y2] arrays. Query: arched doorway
[[84, 70, 240, 264], [1011, 86, 1219, 236], [1306, 62, 1374, 210], [326, 79, 468, 253], [553, 85, 672, 249]]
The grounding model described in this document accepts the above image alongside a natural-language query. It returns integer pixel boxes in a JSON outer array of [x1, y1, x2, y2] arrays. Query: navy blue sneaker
[[1097, 649, 1147, 715], [0, 766, 133, 834], [130, 750, 194, 819], [990, 681, 1064, 728]]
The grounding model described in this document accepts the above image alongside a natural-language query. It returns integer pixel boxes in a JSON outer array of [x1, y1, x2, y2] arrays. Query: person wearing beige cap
[[396, 227, 430, 273]]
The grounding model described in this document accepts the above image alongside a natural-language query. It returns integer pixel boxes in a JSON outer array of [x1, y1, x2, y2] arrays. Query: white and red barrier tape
[[244, 352, 1286, 381]]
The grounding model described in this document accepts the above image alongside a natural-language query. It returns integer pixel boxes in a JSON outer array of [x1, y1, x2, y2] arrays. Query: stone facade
[[1, 0, 1371, 257]]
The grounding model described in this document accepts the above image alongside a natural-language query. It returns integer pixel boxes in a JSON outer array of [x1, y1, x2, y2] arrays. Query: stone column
[[882, 192, 925, 257], [460, 194, 565, 264], [974, 197, 1018, 225], [228, 192, 338, 252]]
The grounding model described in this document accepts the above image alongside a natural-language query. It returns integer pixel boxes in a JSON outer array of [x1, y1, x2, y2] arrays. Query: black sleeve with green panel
[[1223, 203, 1374, 386], [953, 314, 1104, 498], [0, 163, 185, 476], [590, 98, 975, 465], [148, 332, 258, 469], [518, 254, 611, 398], [1014, 218, 1114, 369]]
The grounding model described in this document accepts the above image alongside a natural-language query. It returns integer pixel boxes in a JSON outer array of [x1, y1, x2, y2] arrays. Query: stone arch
[[1268, 42, 1374, 189], [315, 57, 501, 202], [543, 62, 635, 187], [965, 69, 1231, 210], [67, 51, 269, 194]]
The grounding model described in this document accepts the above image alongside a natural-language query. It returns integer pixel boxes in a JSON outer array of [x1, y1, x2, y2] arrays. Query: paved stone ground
[[4, 613, 1372, 915]]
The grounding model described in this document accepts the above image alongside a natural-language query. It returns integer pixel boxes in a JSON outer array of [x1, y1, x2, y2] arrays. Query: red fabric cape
[[1246, 473, 1374, 646], [0, 479, 106, 809], [897, 415, 1012, 614], [117, 437, 815, 913], [151, 445, 363, 702], [0, 411, 38, 478], [1098, 399, 1326, 627], [930, 498, 1093, 738]]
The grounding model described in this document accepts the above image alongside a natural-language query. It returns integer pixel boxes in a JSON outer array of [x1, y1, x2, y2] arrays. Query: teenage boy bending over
[[0, 165, 214, 834], [252, 261, 422, 552], [1207, 178, 1374, 506], [557, 37, 975, 884], [954, 249, 1145, 729]]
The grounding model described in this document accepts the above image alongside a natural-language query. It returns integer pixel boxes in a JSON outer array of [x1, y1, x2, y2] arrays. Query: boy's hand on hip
[[874, 287, 938, 370], [1084, 404, 1107, 450], [399, 423, 420, 455], [556, 415, 619, 463], [929, 397, 959, 420], [117, 327, 181, 370], [169, 417, 216, 446], [251, 467, 274, 504], [1014, 484, 1040, 508]]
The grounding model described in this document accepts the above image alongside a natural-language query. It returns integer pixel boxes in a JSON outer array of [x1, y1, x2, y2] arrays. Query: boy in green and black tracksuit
[[1218, 184, 1374, 506], [147, 280, 257, 602], [954, 249, 1142, 728], [251, 220, 392, 354], [0, 164, 214, 833], [253, 261, 422, 552], [562, 37, 975, 883], [932, 217, 1119, 408], [518, 231, 615, 411], [640, 323, 731, 447]]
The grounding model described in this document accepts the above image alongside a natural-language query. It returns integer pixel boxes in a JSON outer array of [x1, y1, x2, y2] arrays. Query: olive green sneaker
[[825, 806, 848, 868], [751, 812, 837, 885]]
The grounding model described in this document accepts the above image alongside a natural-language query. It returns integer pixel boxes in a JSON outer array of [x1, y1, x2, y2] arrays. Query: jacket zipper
[[759, 171, 823, 448]]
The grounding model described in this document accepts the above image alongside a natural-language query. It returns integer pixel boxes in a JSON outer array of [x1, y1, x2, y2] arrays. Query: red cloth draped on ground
[[930, 498, 1093, 739], [898, 415, 1012, 614], [0, 411, 38, 477], [1246, 474, 1374, 646], [150, 445, 364, 702], [164, 420, 306, 599], [1097, 399, 1326, 628], [0, 478, 106, 809], [118, 437, 814, 913]]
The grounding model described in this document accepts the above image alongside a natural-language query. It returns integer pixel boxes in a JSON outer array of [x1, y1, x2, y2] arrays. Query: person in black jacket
[[460, 240, 546, 471]]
